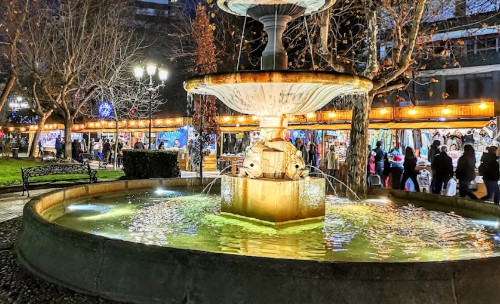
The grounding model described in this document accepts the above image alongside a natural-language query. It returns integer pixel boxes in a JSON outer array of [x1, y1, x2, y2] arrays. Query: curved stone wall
[[16, 179, 500, 304]]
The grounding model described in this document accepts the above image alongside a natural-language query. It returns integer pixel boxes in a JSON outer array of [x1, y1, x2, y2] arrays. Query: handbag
[[446, 179, 457, 196]]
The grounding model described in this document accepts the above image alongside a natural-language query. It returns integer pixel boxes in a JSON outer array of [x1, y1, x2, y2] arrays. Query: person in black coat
[[428, 140, 441, 165], [400, 147, 420, 192], [480, 146, 500, 204], [455, 144, 478, 199], [373, 141, 386, 177], [431, 146, 454, 194]]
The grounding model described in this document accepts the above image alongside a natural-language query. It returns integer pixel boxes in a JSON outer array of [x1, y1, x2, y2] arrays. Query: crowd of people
[[53, 135, 131, 167], [366, 140, 500, 204]]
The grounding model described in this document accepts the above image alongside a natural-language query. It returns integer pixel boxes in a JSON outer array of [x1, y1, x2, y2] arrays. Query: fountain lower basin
[[16, 178, 500, 304]]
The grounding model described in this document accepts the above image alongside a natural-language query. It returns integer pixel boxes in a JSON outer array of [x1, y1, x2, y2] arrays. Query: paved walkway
[[0, 189, 54, 223]]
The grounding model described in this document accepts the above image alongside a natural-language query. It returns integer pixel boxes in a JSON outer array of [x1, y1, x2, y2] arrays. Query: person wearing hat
[[389, 149, 403, 189], [479, 146, 499, 204]]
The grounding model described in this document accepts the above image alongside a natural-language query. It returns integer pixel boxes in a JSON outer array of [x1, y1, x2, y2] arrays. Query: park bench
[[21, 163, 97, 197]]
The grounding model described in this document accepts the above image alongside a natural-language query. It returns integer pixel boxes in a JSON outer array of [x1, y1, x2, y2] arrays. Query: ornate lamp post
[[134, 64, 169, 149]]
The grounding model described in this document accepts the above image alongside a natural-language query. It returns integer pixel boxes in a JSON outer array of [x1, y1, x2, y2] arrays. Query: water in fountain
[[305, 165, 361, 201], [47, 187, 500, 262]]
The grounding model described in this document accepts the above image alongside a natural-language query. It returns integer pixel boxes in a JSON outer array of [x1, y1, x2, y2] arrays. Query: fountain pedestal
[[221, 175, 325, 222]]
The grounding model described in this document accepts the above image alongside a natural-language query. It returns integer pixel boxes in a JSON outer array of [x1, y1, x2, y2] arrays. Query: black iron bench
[[21, 164, 97, 197]]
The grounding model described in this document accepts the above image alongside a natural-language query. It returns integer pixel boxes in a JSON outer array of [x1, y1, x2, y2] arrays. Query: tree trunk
[[199, 117, 204, 186], [346, 94, 372, 197], [0, 75, 16, 113], [63, 119, 73, 161], [29, 115, 48, 157], [113, 121, 119, 170]]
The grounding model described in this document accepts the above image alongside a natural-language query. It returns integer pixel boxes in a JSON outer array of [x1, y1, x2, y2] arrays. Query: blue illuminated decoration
[[98, 101, 113, 118]]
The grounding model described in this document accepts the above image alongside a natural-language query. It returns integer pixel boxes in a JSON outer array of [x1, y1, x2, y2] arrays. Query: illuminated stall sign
[[157, 128, 188, 148]]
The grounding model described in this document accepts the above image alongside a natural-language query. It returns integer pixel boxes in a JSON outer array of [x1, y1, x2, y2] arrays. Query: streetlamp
[[134, 64, 169, 149]]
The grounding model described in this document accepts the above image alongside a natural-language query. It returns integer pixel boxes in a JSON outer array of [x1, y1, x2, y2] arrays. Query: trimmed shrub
[[122, 150, 181, 179]]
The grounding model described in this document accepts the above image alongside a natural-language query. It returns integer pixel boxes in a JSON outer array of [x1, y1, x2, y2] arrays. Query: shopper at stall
[[373, 141, 386, 178], [431, 146, 454, 194], [366, 145, 372, 186], [93, 139, 101, 160], [158, 142, 165, 150], [429, 140, 441, 164], [327, 145, 339, 179], [103, 139, 112, 162], [382, 153, 391, 188], [455, 144, 478, 200], [71, 139, 82, 162], [400, 147, 420, 192], [390, 150, 404, 189], [134, 138, 145, 150], [55, 135, 63, 158], [116, 140, 124, 168], [90, 138, 95, 159], [479, 146, 499, 204], [297, 139, 308, 164], [308, 142, 318, 170], [37, 140, 43, 157]]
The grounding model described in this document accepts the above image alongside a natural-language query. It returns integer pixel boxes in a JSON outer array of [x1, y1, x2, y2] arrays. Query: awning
[[287, 120, 493, 130]]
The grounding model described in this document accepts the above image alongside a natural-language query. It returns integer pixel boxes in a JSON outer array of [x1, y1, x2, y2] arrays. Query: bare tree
[[19, 0, 142, 161], [282, 0, 499, 195], [95, 77, 164, 169], [0, 0, 30, 113]]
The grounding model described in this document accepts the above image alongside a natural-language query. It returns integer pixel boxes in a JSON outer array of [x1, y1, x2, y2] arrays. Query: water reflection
[[52, 190, 500, 262]]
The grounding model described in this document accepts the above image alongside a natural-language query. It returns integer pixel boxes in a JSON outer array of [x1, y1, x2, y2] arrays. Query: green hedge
[[122, 150, 181, 179]]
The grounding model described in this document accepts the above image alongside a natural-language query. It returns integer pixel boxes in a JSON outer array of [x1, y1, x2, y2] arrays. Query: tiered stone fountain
[[17, 2, 500, 304], [185, 0, 372, 222]]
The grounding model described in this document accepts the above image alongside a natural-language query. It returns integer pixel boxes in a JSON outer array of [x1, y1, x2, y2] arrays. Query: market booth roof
[[287, 120, 493, 131], [2, 101, 498, 134]]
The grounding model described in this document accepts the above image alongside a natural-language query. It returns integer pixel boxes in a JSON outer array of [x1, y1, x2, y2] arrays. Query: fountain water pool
[[47, 187, 500, 262], [16, 179, 500, 303]]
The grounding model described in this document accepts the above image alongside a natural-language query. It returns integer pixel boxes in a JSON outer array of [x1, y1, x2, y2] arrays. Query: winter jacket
[[480, 152, 500, 181], [431, 153, 454, 179], [429, 146, 440, 164], [327, 151, 339, 170], [373, 147, 386, 163], [456, 154, 476, 181], [403, 156, 418, 175], [368, 154, 376, 174]]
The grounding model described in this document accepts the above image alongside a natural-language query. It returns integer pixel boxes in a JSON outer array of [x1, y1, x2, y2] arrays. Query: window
[[445, 79, 459, 99]]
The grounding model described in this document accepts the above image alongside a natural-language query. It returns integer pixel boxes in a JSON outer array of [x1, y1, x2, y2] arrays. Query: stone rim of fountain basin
[[184, 71, 373, 115], [16, 178, 500, 304]]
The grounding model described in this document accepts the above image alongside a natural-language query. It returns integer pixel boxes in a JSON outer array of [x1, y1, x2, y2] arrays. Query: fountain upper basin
[[217, 0, 336, 17], [184, 71, 372, 116]]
